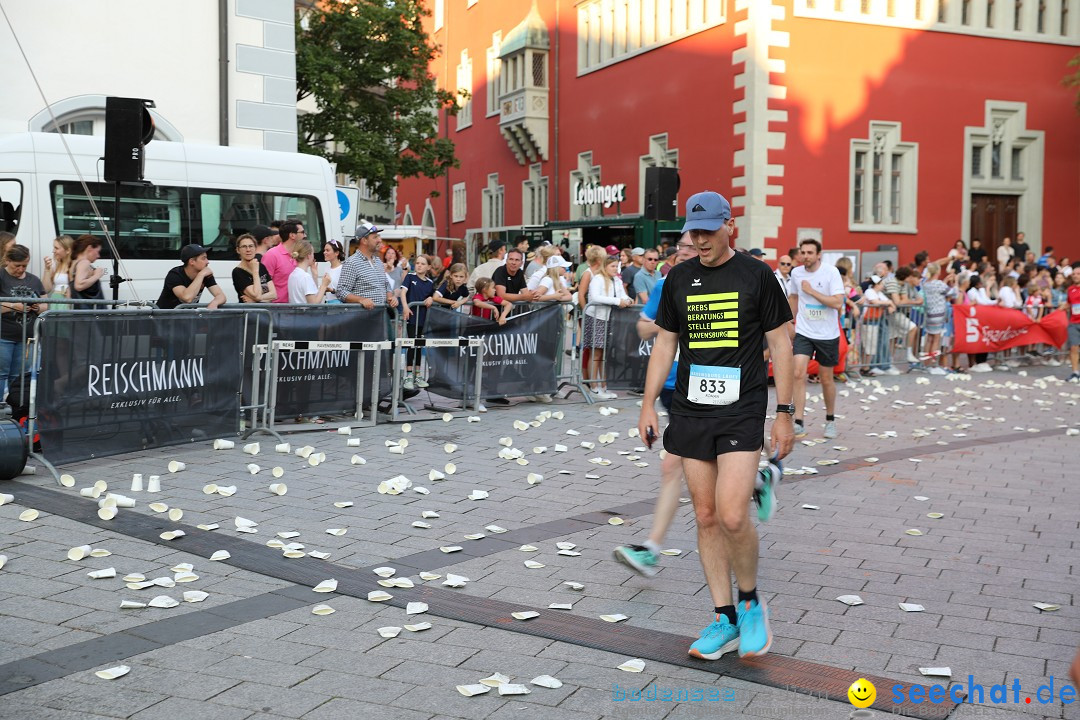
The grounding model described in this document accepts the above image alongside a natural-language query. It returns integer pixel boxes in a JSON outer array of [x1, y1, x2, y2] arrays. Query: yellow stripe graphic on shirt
[[708, 302, 738, 311], [687, 292, 738, 303]]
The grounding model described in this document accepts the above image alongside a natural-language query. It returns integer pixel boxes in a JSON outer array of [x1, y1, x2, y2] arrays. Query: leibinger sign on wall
[[573, 181, 627, 208]]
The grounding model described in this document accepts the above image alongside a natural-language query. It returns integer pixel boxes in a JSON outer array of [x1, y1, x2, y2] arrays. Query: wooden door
[[970, 194, 1019, 262]]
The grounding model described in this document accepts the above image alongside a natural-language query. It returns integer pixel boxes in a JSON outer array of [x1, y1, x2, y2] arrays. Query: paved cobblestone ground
[[1, 366, 1077, 720]]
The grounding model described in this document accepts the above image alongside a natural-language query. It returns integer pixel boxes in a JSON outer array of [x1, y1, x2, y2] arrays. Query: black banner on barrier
[[36, 311, 246, 465], [257, 306, 389, 418], [424, 305, 563, 399], [604, 306, 651, 391]]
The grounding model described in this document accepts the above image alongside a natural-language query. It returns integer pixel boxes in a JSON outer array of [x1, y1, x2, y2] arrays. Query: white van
[[0, 132, 342, 303]]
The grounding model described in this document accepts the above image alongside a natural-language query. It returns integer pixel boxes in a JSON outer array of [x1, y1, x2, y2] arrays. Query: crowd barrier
[[2, 298, 272, 482]]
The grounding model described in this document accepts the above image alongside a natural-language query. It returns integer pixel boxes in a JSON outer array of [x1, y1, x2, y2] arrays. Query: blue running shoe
[[753, 453, 782, 523], [613, 545, 659, 577], [736, 597, 772, 657], [689, 616, 740, 660]]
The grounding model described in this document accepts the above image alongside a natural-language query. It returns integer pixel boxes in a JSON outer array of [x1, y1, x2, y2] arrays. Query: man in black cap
[[252, 224, 279, 258], [157, 245, 226, 309]]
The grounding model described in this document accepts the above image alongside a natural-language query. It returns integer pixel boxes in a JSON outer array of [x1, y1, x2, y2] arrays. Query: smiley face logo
[[848, 678, 876, 708]]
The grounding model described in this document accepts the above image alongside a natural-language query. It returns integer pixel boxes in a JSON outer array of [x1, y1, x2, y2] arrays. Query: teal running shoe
[[736, 597, 773, 657], [753, 456, 782, 523], [689, 616, 739, 660], [613, 545, 659, 577]]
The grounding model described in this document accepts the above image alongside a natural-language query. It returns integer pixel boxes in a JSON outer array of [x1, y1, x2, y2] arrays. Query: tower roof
[[499, 2, 549, 57]]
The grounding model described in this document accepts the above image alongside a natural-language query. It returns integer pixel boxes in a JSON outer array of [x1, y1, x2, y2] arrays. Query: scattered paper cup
[[129, 474, 143, 492], [209, 550, 230, 561], [347, 438, 361, 447], [67, 544, 93, 561], [275, 442, 291, 453], [213, 439, 235, 450], [106, 494, 136, 508], [202, 484, 218, 495], [94, 665, 130, 680], [297, 446, 314, 458], [272, 466, 284, 478], [337, 427, 352, 435], [87, 567, 116, 579], [168, 508, 183, 522], [19, 509, 39, 522], [311, 604, 336, 615], [97, 507, 116, 520], [0, 492, 14, 506], [147, 476, 161, 492], [59, 474, 76, 487], [247, 463, 261, 475], [269, 483, 287, 496], [167, 461, 185, 473], [351, 455, 366, 465], [242, 442, 260, 455], [119, 600, 146, 609]]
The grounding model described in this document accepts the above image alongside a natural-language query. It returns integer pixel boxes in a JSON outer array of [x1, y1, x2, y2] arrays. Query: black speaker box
[[103, 97, 155, 183], [644, 166, 680, 221]]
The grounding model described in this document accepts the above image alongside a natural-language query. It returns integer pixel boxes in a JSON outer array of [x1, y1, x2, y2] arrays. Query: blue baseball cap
[[681, 191, 732, 233]]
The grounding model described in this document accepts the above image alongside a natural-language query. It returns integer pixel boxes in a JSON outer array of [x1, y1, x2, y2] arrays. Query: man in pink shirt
[[262, 220, 304, 303]]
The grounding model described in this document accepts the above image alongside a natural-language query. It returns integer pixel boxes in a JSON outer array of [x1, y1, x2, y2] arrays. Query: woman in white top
[[965, 275, 996, 372], [42, 234, 74, 308], [996, 237, 1014, 273], [288, 240, 332, 304], [530, 255, 573, 302], [585, 255, 632, 399], [997, 276, 1022, 309], [526, 246, 560, 288], [323, 240, 345, 303]]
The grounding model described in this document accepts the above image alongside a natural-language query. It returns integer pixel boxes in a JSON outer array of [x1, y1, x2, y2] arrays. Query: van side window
[[50, 181, 324, 260], [0, 179, 23, 234]]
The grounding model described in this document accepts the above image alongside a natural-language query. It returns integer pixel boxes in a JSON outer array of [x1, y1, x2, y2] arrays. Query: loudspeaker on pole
[[103, 97, 156, 183], [644, 166, 680, 221]]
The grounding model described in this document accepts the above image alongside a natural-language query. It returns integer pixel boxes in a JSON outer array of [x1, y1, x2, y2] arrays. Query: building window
[[522, 163, 549, 226], [1011, 147, 1024, 179], [486, 32, 502, 118], [578, 0, 725, 74], [46, 120, 94, 136], [639, 133, 680, 213], [456, 49, 473, 130], [991, 141, 1003, 178], [987, 0, 996, 26], [482, 173, 505, 228], [939, 0, 948, 20], [1062, 0, 1070, 33], [532, 53, 547, 87], [434, 0, 444, 31], [972, 145, 984, 176], [962, 0, 972, 23], [468, 0, 478, 7], [452, 182, 466, 224], [402, 205, 415, 225], [1037, 0, 1046, 30], [850, 122, 918, 233], [1015, 0, 1023, 28]]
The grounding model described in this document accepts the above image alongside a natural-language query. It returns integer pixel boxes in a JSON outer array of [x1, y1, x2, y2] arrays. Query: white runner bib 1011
[[687, 364, 741, 406], [805, 303, 827, 321]]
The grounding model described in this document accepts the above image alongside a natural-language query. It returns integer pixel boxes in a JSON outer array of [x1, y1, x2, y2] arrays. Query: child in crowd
[[585, 255, 632, 399], [398, 255, 436, 390], [472, 277, 512, 325], [433, 263, 470, 310], [287, 240, 332, 304], [859, 274, 895, 375], [920, 262, 958, 375], [530, 255, 574, 302]]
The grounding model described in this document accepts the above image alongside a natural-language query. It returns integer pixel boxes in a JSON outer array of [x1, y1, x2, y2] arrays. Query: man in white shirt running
[[788, 239, 845, 439]]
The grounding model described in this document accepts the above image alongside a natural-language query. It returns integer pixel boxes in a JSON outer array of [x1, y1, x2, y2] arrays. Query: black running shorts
[[792, 334, 840, 368], [663, 412, 765, 461]]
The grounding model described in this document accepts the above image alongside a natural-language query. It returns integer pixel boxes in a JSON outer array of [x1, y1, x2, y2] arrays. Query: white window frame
[[402, 204, 415, 225], [638, 133, 680, 213], [961, 100, 1044, 249], [792, 0, 1080, 45], [482, 173, 505, 228], [486, 32, 502, 118], [434, 0, 445, 31], [578, 0, 727, 75], [849, 121, 918, 233], [456, 49, 473, 130], [452, 182, 467, 224], [522, 163, 549, 226]]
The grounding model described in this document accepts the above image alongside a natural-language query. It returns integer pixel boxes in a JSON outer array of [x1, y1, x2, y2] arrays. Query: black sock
[[737, 588, 758, 606], [794, 417, 803, 425], [713, 605, 737, 625], [826, 414, 835, 422]]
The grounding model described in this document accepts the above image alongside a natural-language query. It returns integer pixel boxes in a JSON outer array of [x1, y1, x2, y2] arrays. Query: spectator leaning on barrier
[[887, 266, 922, 366], [493, 249, 540, 304], [530, 254, 573, 302], [471, 277, 512, 324], [336, 225, 397, 309], [468, 239, 508, 290], [920, 262, 957, 375], [621, 247, 644, 293], [632, 249, 663, 304], [0, 244, 45, 402], [157, 245, 226, 310], [433, 263, 470, 311], [1067, 275, 1080, 383], [586, 255, 633, 400], [251, 224, 279, 258], [287, 240, 331, 305], [232, 233, 277, 303], [262, 220, 304, 303], [399, 255, 436, 390], [859, 274, 895, 375]]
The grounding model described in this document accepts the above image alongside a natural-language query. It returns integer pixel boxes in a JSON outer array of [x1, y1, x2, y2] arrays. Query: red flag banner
[[951, 305, 1068, 354]]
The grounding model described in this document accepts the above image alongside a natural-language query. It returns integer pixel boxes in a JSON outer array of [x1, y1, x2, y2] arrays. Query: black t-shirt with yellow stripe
[[656, 252, 791, 417]]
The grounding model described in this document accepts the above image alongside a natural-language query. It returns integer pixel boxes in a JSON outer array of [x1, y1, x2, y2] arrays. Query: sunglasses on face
[[780, 262, 792, 266]]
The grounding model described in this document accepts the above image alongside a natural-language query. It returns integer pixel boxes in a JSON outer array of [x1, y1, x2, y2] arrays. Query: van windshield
[[50, 181, 324, 260]]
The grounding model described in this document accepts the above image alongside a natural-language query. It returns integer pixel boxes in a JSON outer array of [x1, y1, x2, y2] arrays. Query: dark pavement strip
[[3, 429, 1050, 716]]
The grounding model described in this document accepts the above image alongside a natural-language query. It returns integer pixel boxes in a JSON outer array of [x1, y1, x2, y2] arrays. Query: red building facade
[[395, 0, 1080, 269]]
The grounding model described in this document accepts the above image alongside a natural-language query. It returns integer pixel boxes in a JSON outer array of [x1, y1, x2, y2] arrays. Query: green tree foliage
[[296, 0, 458, 202], [1065, 55, 1080, 112]]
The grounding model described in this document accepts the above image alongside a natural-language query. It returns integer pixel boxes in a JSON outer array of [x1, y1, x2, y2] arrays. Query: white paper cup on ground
[[275, 442, 291, 453], [272, 466, 284, 478], [108, 494, 136, 508], [79, 487, 97, 498], [67, 545, 93, 561], [242, 442, 260, 455], [130, 474, 143, 492], [87, 567, 116, 579], [167, 461, 185, 473], [347, 438, 361, 447], [59, 473, 75, 487], [247, 464, 261, 475], [213, 439, 235, 450], [168, 508, 183, 522], [337, 427, 352, 435], [146, 475, 161, 492], [269, 483, 287, 496], [97, 507, 117, 520], [0, 492, 14, 505]]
